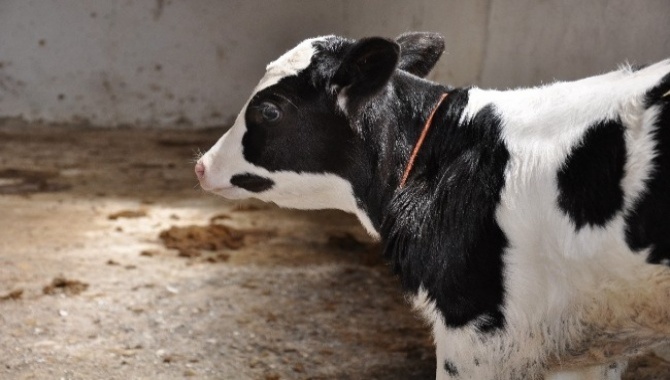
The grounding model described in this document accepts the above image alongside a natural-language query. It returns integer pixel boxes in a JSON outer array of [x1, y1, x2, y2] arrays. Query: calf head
[[196, 32, 445, 233]]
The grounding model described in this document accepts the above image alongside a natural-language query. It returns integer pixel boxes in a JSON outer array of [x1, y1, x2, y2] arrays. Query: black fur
[[230, 173, 274, 193], [444, 359, 459, 377], [625, 72, 670, 264], [396, 32, 445, 78], [557, 119, 627, 230], [331, 37, 400, 109], [242, 75, 357, 175], [383, 97, 510, 331]]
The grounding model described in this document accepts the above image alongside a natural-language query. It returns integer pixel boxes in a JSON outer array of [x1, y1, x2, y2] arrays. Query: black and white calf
[[195, 33, 670, 380]]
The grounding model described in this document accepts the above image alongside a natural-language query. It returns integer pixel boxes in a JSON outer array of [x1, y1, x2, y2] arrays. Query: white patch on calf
[[621, 104, 660, 210], [255, 37, 329, 93], [336, 88, 349, 115]]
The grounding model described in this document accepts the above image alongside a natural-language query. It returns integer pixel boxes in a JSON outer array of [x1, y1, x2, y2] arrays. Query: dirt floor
[[0, 118, 668, 380]]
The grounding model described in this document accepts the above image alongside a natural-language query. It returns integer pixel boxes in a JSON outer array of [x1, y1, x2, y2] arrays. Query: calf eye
[[261, 102, 282, 123]]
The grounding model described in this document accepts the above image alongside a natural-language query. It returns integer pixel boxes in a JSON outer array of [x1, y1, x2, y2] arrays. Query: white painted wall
[[0, 0, 668, 128]]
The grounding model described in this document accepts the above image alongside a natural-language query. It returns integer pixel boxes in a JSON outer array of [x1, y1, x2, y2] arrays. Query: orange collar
[[399, 92, 449, 188]]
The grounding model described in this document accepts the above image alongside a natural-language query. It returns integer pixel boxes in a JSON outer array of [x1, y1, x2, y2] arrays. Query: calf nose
[[195, 161, 206, 180]]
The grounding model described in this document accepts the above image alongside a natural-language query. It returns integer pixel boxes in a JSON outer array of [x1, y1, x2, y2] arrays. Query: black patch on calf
[[332, 37, 400, 109], [383, 94, 509, 330], [625, 72, 670, 264], [557, 119, 627, 230], [230, 173, 274, 193], [242, 73, 357, 175], [444, 359, 459, 377]]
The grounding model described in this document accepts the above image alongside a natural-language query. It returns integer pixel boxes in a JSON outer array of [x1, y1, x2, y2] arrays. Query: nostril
[[195, 161, 206, 180]]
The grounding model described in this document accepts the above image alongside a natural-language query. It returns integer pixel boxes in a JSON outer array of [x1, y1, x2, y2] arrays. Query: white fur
[[546, 363, 627, 380], [337, 88, 349, 115]]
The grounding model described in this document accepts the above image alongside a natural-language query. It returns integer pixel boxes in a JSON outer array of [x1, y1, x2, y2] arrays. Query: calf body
[[196, 33, 670, 379]]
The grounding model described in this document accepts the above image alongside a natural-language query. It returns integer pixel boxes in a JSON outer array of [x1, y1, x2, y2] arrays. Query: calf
[[195, 32, 670, 380]]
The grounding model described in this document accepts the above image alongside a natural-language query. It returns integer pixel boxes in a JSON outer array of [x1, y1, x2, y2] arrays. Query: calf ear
[[332, 37, 400, 108], [396, 32, 445, 78]]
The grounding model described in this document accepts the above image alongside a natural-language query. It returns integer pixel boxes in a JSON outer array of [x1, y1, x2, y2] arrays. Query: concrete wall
[[0, 0, 350, 128], [0, 0, 668, 128], [480, 0, 670, 88]]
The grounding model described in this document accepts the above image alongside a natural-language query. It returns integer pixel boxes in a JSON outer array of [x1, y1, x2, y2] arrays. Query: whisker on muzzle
[[191, 148, 205, 163]]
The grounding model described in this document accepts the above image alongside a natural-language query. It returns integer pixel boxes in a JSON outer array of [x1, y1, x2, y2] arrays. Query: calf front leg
[[433, 321, 626, 380], [432, 320, 546, 380], [412, 291, 544, 379]]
